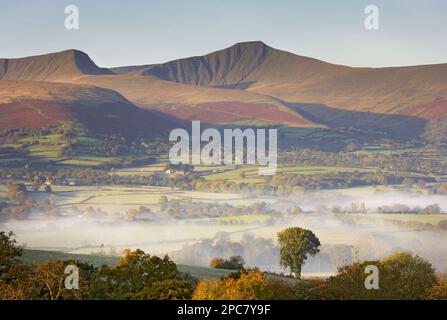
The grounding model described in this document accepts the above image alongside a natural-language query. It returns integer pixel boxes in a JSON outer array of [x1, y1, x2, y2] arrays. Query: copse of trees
[[210, 256, 245, 270], [88, 249, 193, 300]]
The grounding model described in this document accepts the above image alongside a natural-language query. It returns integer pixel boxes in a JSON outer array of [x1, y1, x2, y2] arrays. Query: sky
[[0, 0, 446, 68]]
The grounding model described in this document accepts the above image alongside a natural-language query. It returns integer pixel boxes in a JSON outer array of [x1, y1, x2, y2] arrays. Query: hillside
[[141, 41, 347, 87], [137, 41, 447, 120], [21, 249, 296, 283], [0, 81, 180, 138], [74, 73, 316, 127], [21, 250, 240, 280], [2, 42, 447, 138], [0, 49, 112, 82]]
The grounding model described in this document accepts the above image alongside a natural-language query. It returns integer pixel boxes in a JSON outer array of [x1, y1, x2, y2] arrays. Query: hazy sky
[[0, 0, 446, 68]]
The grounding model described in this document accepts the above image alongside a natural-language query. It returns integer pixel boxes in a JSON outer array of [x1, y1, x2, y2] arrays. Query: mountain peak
[[142, 41, 273, 86], [231, 40, 269, 48], [0, 49, 112, 81]]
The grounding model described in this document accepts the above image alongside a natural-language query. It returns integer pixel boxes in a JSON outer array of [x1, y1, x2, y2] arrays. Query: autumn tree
[[89, 249, 193, 300], [277, 227, 320, 279], [210, 256, 245, 270], [425, 274, 447, 300], [193, 269, 294, 300], [0, 231, 23, 277], [323, 252, 436, 300], [0, 231, 32, 300], [380, 252, 436, 300], [16, 259, 95, 300], [210, 258, 225, 268]]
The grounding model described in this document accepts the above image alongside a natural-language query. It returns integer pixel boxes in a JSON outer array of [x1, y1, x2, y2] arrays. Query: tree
[[159, 196, 169, 211], [209, 256, 245, 270], [380, 252, 436, 300], [130, 278, 193, 300], [193, 269, 294, 300], [89, 249, 192, 300], [0, 231, 32, 300], [0, 231, 23, 277], [425, 274, 447, 300], [23, 260, 96, 300], [277, 227, 320, 279], [323, 252, 436, 300], [210, 258, 225, 268]]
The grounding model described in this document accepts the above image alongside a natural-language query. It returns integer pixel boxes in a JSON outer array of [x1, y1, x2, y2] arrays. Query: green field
[[31, 184, 272, 212], [365, 213, 447, 224], [191, 214, 272, 224], [203, 164, 377, 183]]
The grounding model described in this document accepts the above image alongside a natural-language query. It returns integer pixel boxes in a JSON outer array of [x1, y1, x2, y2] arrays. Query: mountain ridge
[[0, 49, 112, 82], [2, 42, 447, 138]]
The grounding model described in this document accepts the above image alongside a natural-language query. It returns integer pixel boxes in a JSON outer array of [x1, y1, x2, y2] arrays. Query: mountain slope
[[138, 41, 447, 122], [3, 43, 447, 139], [142, 41, 347, 88], [0, 80, 180, 138], [0, 50, 112, 82], [73, 73, 316, 127]]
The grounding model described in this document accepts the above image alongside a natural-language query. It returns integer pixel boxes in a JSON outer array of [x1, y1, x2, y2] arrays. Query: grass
[[21, 249, 296, 282], [21, 249, 119, 267], [59, 159, 105, 166], [28, 144, 64, 160], [192, 214, 272, 224], [365, 213, 447, 224], [28, 184, 262, 212], [21, 250, 236, 280], [203, 164, 377, 182]]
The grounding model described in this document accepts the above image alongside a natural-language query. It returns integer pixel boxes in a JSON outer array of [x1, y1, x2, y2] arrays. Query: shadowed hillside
[[142, 41, 347, 87], [286, 102, 428, 139], [0, 81, 181, 139]]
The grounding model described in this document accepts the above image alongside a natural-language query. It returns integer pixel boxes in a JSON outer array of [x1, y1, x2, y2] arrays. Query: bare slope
[[139, 41, 447, 120], [0, 50, 112, 82], [142, 41, 347, 87]]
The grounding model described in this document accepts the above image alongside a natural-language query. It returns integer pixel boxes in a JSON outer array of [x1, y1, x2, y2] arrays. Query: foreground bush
[[425, 275, 447, 300], [193, 269, 295, 300], [296, 252, 437, 300]]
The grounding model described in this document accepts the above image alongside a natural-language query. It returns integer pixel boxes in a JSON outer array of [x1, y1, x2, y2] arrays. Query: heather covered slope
[[247, 63, 447, 119], [0, 81, 181, 138], [74, 73, 316, 126]]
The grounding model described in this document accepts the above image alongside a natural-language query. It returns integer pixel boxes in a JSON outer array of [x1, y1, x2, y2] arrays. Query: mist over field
[[4, 188, 447, 275]]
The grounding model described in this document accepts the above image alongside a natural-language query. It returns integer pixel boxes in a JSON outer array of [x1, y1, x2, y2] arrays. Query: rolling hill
[[0, 81, 180, 138], [73, 73, 315, 127]]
